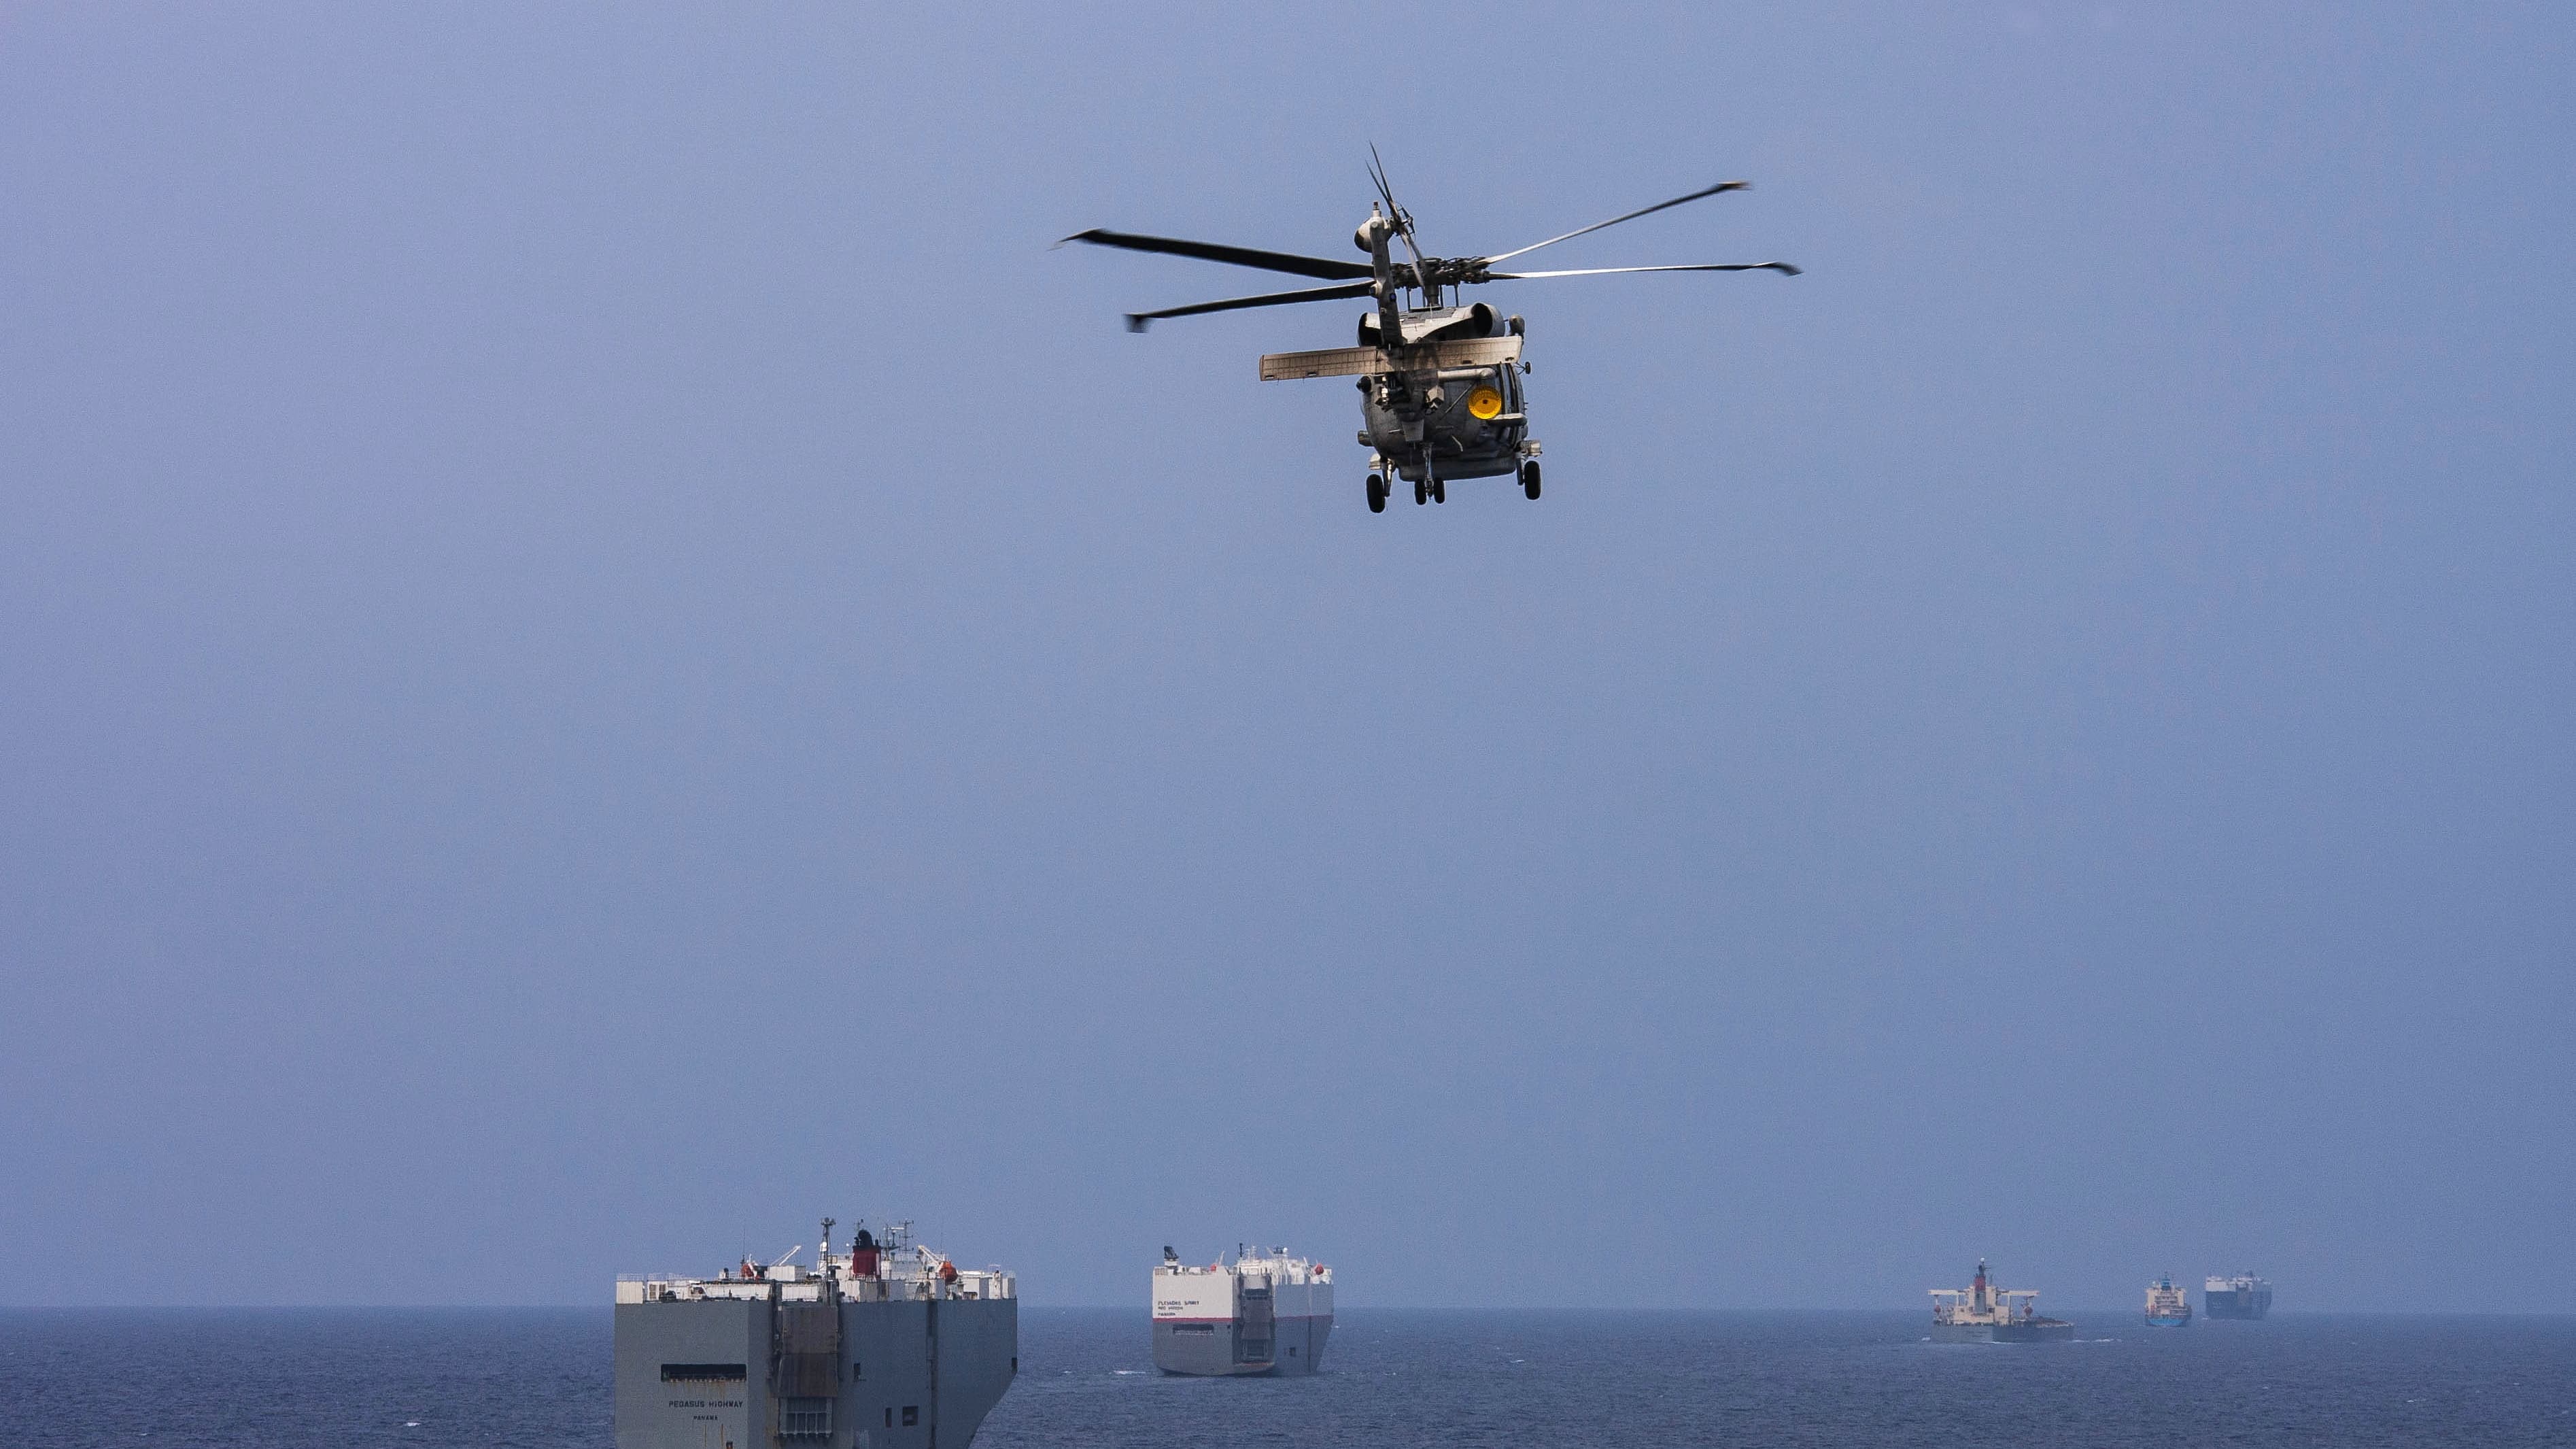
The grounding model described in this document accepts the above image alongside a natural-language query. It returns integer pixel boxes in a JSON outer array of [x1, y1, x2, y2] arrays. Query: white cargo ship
[[1151, 1245, 1334, 1375], [2204, 1273, 2273, 1320], [616, 1220, 1016, 1449], [1927, 1259, 2074, 1342]]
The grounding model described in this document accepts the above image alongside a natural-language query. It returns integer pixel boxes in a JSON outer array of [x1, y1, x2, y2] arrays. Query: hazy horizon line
[[5, 1303, 2569, 1318]]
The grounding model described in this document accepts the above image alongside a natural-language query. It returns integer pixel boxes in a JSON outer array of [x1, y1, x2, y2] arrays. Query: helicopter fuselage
[[1356, 310, 1531, 487]]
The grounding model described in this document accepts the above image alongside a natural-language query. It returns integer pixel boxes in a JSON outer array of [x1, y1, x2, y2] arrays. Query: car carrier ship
[[615, 1220, 1016, 1449], [2204, 1274, 2273, 1319], [1927, 1259, 2074, 1342], [1152, 1245, 1334, 1375]]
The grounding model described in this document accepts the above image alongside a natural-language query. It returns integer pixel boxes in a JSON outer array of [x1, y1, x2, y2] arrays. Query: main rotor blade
[[1476, 182, 1751, 266], [1058, 228, 1372, 282], [1485, 262, 1802, 279], [1124, 279, 1378, 331]]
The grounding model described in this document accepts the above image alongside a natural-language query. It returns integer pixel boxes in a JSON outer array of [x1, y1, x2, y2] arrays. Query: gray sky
[[3, 2, 2569, 1310]]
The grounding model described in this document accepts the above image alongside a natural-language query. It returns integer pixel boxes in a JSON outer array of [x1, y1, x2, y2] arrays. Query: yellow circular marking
[[1466, 386, 1503, 420]]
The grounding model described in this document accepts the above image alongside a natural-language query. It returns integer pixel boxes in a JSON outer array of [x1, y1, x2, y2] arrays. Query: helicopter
[[1062, 154, 1798, 511]]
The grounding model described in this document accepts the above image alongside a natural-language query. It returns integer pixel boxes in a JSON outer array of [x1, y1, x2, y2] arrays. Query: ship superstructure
[[616, 1220, 1016, 1449], [1928, 1259, 2074, 1342], [2204, 1274, 2273, 1320], [1152, 1245, 1334, 1376], [2144, 1274, 2193, 1327]]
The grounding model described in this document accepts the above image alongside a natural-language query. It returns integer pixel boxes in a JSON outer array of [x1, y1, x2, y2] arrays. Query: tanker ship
[[615, 1219, 1016, 1449], [1152, 1245, 1334, 1375], [2144, 1274, 2193, 1327], [1927, 1259, 2074, 1342], [2205, 1274, 2273, 1319]]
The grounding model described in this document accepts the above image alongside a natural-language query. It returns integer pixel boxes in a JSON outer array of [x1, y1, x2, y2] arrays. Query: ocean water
[[4, 1307, 2572, 1447]]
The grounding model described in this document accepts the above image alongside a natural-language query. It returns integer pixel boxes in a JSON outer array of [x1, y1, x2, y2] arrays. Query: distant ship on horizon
[[2145, 1274, 2193, 1327], [2205, 1273, 2273, 1320], [613, 1218, 1016, 1449], [1152, 1245, 1334, 1376], [1928, 1259, 2074, 1342]]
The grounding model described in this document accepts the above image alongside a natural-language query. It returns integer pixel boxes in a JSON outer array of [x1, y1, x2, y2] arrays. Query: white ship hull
[[615, 1227, 1015, 1449], [1152, 1250, 1334, 1376], [616, 1294, 1015, 1448]]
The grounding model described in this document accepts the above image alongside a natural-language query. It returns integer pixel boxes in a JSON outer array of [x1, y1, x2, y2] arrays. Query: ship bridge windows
[[780, 1399, 833, 1439]]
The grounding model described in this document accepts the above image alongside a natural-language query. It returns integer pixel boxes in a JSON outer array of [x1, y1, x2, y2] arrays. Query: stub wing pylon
[[1259, 335, 1522, 381]]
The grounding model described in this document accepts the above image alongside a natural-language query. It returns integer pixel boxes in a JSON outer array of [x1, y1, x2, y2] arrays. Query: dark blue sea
[[5, 1308, 2572, 1447]]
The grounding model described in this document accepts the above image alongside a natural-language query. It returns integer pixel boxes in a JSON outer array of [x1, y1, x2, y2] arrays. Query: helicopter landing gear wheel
[[1413, 479, 1427, 506], [1367, 473, 1386, 513], [1521, 461, 1541, 500], [1430, 478, 1446, 505]]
